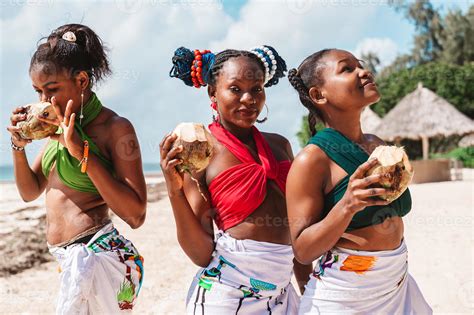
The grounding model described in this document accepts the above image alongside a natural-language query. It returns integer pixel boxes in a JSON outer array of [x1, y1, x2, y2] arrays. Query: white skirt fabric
[[186, 232, 299, 314], [48, 223, 144, 314], [299, 240, 432, 315]]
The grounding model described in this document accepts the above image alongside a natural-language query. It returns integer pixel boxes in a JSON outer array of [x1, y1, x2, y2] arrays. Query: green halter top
[[41, 93, 113, 194], [307, 128, 412, 231]]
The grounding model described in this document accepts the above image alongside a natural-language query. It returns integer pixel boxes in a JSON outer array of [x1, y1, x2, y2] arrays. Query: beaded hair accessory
[[62, 31, 76, 42], [250, 46, 278, 84], [190, 49, 211, 88]]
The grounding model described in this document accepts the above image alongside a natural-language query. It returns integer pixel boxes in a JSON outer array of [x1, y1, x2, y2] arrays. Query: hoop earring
[[79, 91, 84, 125], [256, 104, 269, 123]]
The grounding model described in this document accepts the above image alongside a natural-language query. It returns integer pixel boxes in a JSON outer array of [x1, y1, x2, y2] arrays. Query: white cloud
[[353, 37, 399, 69]]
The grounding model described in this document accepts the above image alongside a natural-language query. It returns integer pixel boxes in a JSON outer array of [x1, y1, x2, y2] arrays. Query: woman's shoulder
[[261, 131, 289, 145], [294, 144, 331, 170], [261, 132, 292, 159], [289, 144, 330, 188], [97, 107, 136, 134]]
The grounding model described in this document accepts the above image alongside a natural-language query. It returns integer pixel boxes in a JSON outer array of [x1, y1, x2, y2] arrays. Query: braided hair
[[288, 49, 335, 136], [169, 45, 287, 88], [30, 24, 111, 86]]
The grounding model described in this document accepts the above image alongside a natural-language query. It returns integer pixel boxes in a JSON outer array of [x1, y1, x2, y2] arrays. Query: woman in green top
[[286, 49, 431, 314], [7, 24, 146, 313]]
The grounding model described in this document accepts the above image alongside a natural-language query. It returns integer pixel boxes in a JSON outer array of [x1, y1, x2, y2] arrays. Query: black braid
[[288, 49, 335, 136]]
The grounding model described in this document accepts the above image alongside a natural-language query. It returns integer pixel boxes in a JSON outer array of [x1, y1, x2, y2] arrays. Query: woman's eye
[[48, 88, 58, 93], [230, 87, 240, 92], [342, 66, 353, 72], [253, 87, 263, 93]]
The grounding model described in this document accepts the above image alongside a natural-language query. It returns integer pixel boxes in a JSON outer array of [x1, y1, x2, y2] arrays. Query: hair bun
[[250, 45, 287, 87], [169, 47, 215, 88]]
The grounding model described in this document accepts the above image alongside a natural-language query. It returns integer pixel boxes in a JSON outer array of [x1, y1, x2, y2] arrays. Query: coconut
[[172, 122, 214, 174], [17, 102, 58, 140], [366, 145, 414, 203]]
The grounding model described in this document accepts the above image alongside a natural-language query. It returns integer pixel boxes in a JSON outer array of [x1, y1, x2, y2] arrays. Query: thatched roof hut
[[361, 107, 382, 134], [376, 83, 474, 159]]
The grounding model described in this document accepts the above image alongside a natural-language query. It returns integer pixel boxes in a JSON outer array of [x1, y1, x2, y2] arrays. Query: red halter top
[[208, 122, 291, 231]]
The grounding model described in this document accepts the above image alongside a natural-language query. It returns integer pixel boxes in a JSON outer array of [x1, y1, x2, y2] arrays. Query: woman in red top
[[160, 46, 311, 314]]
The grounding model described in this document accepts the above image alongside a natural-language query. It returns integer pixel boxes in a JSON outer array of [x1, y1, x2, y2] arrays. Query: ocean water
[[0, 163, 162, 182]]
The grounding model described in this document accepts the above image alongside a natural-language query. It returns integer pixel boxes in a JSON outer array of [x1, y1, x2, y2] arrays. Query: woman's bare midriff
[[223, 182, 291, 245], [45, 167, 110, 245], [336, 216, 404, 251]]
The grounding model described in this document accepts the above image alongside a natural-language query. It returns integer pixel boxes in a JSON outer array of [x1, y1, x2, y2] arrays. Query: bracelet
[[11, 137, 25, 151], [78, 140, 89, 173]]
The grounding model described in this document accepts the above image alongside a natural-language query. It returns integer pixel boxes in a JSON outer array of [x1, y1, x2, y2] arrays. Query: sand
[[0, 171, 473, 314]]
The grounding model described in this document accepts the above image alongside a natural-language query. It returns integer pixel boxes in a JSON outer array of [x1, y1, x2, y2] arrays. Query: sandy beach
[[0, 171, 472, 314]]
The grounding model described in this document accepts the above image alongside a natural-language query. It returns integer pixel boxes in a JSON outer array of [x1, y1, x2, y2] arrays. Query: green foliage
[[440, 9, 474, 64], [373, 62, 474, 118], [431, 146, 474, 168], [296, 115, 311, 148]]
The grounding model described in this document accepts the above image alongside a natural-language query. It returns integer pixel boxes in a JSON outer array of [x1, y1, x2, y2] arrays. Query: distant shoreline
[[0, 164, 162, 183]]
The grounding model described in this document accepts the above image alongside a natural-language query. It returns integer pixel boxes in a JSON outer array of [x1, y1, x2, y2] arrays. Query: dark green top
[[307, 128, 411, 231]]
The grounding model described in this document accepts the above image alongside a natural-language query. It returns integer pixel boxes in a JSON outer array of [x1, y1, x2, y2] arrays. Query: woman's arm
[[85, 117, 147, 228], [8, 106, 48, 202], [160, 133, 215, 267], [287, 146, 390, 264]]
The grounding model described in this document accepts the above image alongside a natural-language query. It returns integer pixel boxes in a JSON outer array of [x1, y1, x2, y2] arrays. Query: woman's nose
[[240, 92, 255, 106], [358, 67, 373, 79], [40, 93, 51, 102]]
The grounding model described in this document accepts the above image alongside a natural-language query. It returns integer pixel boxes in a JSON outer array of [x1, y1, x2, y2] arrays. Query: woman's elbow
[[192, 256, 212, 268], [128, 209, 146, 229], [292, 238, 321, 265], [293, 250, 314, 265], [19, 191, 40, 203]]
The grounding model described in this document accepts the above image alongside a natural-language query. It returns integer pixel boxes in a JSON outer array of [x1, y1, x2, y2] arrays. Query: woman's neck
[[219, 120, 254, 144], [323, 108, 365, 144]]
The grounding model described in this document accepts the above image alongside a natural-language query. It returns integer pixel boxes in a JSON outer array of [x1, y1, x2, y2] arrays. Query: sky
[[0, 0, 471, 166]]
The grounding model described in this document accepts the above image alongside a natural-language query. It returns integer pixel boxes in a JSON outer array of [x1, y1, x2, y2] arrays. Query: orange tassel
[[80, 140, 89, 173]]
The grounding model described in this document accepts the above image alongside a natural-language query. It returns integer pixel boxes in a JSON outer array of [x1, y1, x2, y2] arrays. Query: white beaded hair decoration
[[250, 46, 277, 84]]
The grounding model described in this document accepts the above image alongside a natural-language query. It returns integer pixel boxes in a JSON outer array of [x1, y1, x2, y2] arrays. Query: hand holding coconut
[[7, 106, 33, 149], [365, 146, 413, 203], [35, 96, 84, 160], [160, 123, 214, 197], [339, 158, 393, 215], [160, 133, 185, 195]]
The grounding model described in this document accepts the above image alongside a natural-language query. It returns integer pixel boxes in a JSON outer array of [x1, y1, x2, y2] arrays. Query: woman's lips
[[237, 109, 257, 117], [361, 81, 377, 89]]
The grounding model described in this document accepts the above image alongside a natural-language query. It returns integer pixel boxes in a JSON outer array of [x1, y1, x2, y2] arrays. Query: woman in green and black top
[[286, 49, 432, 314], [7, 24, 146, 313]]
